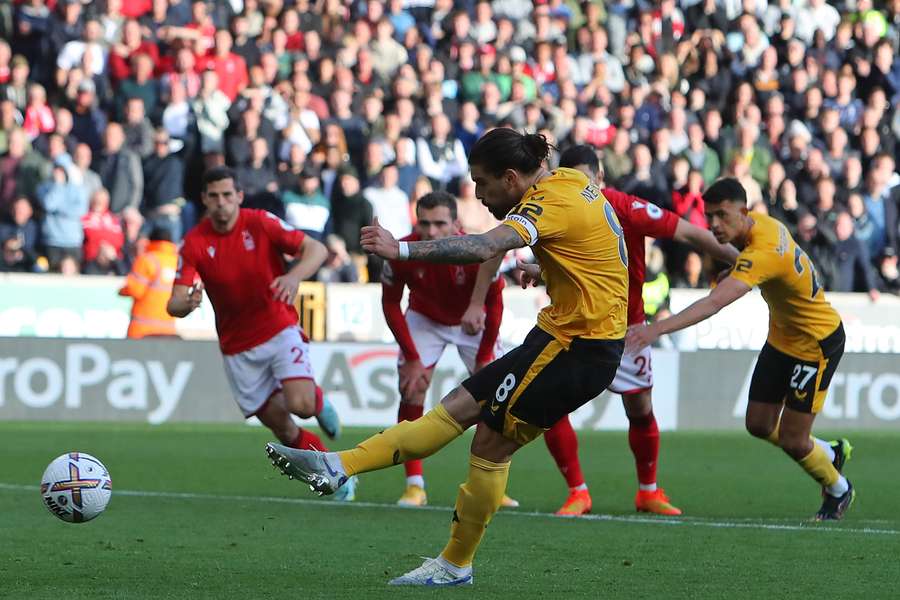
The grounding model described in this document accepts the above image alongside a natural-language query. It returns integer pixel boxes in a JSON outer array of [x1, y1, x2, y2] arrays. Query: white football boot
[[265, 443, 347, 495], [388, 557, 473, 586]]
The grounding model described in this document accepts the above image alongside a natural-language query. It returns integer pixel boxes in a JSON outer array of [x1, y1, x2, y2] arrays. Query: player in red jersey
[[382, 191, 519, 508], [166, 166, 357, 500], [528, 146, 739, 516]]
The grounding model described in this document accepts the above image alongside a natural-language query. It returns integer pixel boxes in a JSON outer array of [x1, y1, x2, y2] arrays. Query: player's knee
[[284, 389, 317, 418], [745, 420, 774, 440], [777, 434, 812, 460]]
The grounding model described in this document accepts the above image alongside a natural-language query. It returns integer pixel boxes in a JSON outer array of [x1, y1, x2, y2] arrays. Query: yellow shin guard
[[441, 455, 511, 568], [338, 404, 464, 476]]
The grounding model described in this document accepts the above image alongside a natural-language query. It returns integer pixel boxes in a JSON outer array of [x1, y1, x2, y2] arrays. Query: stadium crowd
[[0, 0, 898, 298]]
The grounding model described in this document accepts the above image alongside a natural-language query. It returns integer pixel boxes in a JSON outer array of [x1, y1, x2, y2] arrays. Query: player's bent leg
[[745, 400, 783, 443], [255, 392, 302, 446]]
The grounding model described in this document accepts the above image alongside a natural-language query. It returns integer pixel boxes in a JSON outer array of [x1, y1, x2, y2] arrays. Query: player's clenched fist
[[188, 282, 204, 309], [517, 259, 542, 289], [361, 217, 400, 260]]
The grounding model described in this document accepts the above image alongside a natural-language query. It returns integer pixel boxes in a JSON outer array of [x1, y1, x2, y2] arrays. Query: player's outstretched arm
[[167, 283, 204, 318], [626, 276, 751, 352], [362, 218, 526, 264], [673, 220, 740, 266]]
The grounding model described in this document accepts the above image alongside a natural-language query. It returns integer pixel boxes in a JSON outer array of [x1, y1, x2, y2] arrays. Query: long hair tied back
[[469, 129, 554, 176]]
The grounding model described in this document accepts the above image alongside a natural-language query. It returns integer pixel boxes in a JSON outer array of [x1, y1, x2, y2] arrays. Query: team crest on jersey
[[242, 230, 255, 251], [207, 246, 215, 258]]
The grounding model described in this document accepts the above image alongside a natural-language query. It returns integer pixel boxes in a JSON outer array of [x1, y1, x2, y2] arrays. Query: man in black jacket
[[831, 211, 880, 302], [142, 129, 185, 240]]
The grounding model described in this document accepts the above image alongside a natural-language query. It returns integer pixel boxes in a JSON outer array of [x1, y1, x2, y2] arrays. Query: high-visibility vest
[[119, 241, 179, 338], [642, 272, 670, 319]]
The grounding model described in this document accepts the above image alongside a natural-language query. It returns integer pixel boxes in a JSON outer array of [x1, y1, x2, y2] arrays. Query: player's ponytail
[[469, 128, 554, 176]]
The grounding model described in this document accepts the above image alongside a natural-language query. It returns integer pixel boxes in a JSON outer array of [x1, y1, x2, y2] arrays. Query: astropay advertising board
[[0, 337, 677, 430]]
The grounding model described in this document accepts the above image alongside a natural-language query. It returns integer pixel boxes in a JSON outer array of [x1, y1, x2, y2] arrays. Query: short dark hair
[[202, 166, 240, 192], [468, 129, 553, 177], [703, 177, 747, 206], [415, 190, 457, 220], [558, 144, 600, 175], [149, 224, 175, 242]]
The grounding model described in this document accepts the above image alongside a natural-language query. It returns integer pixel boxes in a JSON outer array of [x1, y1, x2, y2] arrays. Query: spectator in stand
[[0, 128, 50, 212], [72, 142, 102, 203], [316, 234, 360, 283], [0, 195, 40, 265], [416, 113, 468, 194], [122, 97, 155, 159], [117, 53, 160, 121], [108, 18, 159, 83], [671, 251, 708, 289], [0, 234, 35, 273], [22, 83, 54, 140], [97, 122, 143, 214], [70, 80, 107, 154], [363, 162, 411, 240], [142, 128, 186, 241], [1, 54, 29, 112], [56, 18, 107, 83], [236, 137, 277, 198], [831, 211, 880, 300], [795, 211, 838, 290], [37, 164, 88, 272], [193, 68, 230, 156], [282, 167, 330, 241], [330, 168, 373, 276], [198, 30, 248, 103], [81, 187, 125, 268]]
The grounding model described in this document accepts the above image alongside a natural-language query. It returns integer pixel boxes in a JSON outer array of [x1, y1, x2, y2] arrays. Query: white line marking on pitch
[[3, 482, 895, 536]]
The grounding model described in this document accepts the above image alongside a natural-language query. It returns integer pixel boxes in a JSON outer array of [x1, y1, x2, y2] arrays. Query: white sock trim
[[826, 475, 849, 497], [572, 483, 588, 492], [814, 437, 836, 463], [639, 483, 658, 492], [436, 556, 471, 576], [406, 475, 425, 489]]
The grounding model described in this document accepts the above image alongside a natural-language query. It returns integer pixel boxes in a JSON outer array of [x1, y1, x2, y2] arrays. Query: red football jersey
[[174, 209, 305, 355], [382, 232, 504, 362], [603, 188, 680, 325]]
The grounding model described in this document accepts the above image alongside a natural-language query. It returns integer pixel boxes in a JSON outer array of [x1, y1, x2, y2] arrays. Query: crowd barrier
[[2, 337, 898, 430]]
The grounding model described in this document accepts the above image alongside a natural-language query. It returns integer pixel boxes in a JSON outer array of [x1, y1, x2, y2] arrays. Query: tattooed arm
[[361, 219, 526, 264]]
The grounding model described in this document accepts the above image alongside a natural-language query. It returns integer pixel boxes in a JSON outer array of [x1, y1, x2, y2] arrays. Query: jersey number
[[790, 364, 817, 390], [494, 373, 517, 404], [603, 202, 628, 267], [793, 247, 822, 298], [511, 202, 543, 222], [290, 347, 304, 364]]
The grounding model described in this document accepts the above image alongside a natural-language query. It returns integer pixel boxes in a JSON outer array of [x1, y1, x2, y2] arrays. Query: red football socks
[[544, 416, 585, 489], [628, 412, 659, 486], [397, 402, 425, 477], [292, 428, 328, 452]]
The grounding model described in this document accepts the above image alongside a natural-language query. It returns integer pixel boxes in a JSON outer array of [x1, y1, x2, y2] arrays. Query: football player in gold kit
[[628, 178, 853, 521], [266, 128, 629, 585]]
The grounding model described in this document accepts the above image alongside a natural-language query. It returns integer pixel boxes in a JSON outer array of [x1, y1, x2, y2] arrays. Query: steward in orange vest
[[119, 227, 179, 338]]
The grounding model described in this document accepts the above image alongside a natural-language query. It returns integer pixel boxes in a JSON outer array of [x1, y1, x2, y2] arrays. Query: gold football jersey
[[503, 168, 628, 345], [729, 213, 841, 359]]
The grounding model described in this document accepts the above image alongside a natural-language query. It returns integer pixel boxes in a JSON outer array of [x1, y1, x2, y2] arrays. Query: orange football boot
[[635, 488, 682, 515], [555, 488, 592, 516]]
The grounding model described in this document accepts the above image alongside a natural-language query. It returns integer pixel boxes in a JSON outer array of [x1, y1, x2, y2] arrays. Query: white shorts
[[609, 345, 653, 395], [401, 310, 504, 374], [222, 326, 315, 417]]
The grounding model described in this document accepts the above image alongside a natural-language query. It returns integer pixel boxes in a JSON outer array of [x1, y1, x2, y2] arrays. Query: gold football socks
[[441, 454, 511, 568], [338, 404, 464, 476]]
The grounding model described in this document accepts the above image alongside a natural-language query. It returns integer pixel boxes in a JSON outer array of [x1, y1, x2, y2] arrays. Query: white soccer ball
[[40, 452, 112, 523]]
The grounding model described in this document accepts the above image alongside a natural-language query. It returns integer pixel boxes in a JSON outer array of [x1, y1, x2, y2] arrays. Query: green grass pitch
[[2, 422, 898, 599]]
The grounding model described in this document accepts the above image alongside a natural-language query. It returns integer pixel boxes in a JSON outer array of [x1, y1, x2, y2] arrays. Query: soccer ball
[[40, 452, 112, 523]]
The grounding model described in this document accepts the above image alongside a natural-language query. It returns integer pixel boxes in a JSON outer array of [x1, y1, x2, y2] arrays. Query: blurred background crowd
[[0, 0, 898, 300]]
